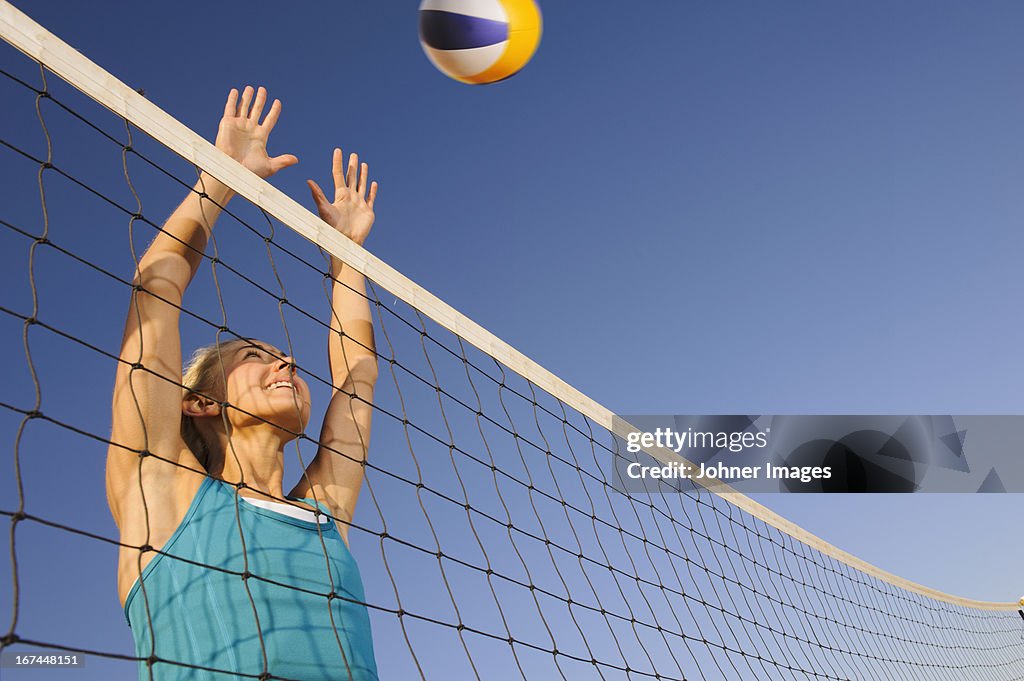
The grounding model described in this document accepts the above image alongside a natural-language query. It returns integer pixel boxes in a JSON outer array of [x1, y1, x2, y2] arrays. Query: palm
[[308, 149, 378, 247], [216, 86, 297, 179]]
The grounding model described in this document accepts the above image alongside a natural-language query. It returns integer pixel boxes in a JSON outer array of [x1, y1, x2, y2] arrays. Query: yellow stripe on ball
[[462, 0, 542, 84]]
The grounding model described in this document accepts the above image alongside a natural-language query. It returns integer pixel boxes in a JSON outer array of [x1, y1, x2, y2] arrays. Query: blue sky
[[2, 1, 1024, 679]]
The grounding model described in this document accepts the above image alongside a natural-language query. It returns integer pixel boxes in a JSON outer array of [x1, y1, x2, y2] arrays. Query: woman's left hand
[[308, 149, 378, 246]]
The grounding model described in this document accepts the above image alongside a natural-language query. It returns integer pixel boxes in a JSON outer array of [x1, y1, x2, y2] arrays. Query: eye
[[244, 348, 262, 359]]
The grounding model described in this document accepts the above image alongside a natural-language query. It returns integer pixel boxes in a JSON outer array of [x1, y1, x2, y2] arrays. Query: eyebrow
[[235, 343, 280, 359]]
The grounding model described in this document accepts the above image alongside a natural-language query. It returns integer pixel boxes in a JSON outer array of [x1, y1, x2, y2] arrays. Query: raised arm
[[106, 86, 297, 529], [291, 149, 379, 542]]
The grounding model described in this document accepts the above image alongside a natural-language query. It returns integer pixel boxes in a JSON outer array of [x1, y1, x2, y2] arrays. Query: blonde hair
[[180, 338, 248, 470]]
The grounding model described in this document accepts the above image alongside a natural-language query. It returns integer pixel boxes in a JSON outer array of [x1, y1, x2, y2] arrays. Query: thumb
[[307, 179, 329, 209], [307, 179, 337, 223], [269, 153, 299, 173]]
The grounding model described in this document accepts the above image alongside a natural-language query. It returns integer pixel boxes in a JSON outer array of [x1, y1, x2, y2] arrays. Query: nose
[[278, 356, 297, 373]]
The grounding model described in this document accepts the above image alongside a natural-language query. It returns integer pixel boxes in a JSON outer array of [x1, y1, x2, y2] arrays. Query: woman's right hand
[[216, 86, 298, 179]]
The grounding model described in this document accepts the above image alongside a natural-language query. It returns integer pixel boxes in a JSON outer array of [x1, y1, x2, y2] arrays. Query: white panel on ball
[[421, 43, 507, 78], [418, 0, 507, 22]]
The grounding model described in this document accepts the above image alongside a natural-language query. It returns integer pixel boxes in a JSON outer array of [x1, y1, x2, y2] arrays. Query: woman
[[106, 86, 380, 681]]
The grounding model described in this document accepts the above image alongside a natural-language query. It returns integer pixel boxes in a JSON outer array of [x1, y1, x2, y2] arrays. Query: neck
[[206, 424, 290, 500]]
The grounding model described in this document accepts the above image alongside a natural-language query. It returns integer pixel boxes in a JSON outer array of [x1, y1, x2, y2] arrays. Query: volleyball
[[418, 0, 542, 84]]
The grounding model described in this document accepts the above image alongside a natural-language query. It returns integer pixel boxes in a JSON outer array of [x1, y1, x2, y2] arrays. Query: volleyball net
[[2, 3, 1023, 680]]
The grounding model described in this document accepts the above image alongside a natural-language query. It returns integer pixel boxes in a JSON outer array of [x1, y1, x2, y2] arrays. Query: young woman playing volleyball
[[106, 86, 380, 681]]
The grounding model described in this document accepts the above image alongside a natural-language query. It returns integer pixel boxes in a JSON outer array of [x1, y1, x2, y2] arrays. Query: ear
[[182, 393, 222, 418]]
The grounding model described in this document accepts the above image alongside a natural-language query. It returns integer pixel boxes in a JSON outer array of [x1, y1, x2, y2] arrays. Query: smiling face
[[222, 341, 312, 435]]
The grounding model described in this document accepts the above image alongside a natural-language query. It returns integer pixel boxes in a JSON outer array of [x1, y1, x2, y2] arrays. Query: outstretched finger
[[346, 153, 359, 192], [358, 163, 369, 198], [238, 85, 254, 118], [261, 99, 283, 132], [367, 181, 379, 210], [224, 88, 239, 118], [332, 148, 346, 192], [251, 87, 267, 122]]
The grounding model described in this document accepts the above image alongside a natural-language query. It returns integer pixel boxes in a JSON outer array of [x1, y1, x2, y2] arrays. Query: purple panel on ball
[[419, 10, 508, 50]]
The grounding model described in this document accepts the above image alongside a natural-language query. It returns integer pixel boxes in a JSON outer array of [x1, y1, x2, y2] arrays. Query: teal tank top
[[124, 477, 378, 681]]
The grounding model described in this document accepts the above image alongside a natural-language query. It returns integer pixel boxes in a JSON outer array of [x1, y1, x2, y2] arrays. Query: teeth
[[267, 381, 294, 390]]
